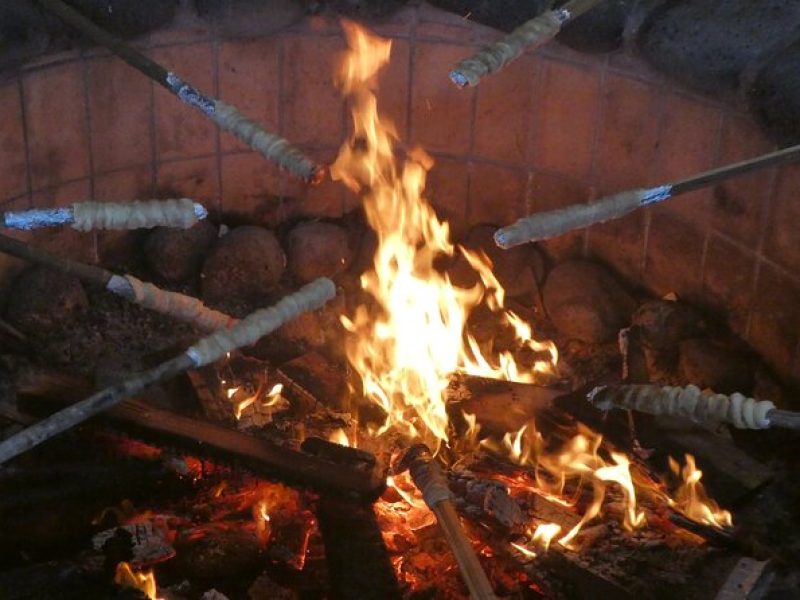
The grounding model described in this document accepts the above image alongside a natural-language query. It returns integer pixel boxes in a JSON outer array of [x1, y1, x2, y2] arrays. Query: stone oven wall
[[0, 3, 798, 384]]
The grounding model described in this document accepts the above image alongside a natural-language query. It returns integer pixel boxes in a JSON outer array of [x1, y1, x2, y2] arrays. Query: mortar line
[[17, 76, 34, 209], [698, 109, 725, 289], [582, 54, 609, 258], [80, 54, 98, 263], [148, 67, 158, 197]]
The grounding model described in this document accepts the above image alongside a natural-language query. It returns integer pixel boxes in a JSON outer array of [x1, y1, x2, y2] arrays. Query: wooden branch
[[0, 279, 335, 465], [36, 0, 323, 183], [495, 143, 800, 248]]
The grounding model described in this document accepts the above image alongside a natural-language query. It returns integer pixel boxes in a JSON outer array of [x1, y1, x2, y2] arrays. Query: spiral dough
[[72, 199, 198, 231]]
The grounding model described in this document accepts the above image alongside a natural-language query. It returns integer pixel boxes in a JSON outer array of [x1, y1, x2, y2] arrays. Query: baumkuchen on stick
[[495, 142, 800, 249], [0, 278, 336, 465], [3, 199, 207, 231], [37, 0, 323, 183], [0, 233, 235, 332], [449, 0, 606, 88], [588, 384, 800, 431]]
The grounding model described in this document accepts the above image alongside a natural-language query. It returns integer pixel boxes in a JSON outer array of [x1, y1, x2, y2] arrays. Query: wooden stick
[[588, 384, 800, 431], [495, 143, 800, 248], [36, 0, 323, 183], [401, 444, 498, 600], [0, 279, 335, 465], [0, 233, 235, 331], [449, 0, 606, 88]]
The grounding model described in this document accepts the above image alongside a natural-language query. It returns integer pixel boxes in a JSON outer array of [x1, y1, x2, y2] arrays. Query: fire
[[668, 454, 733, 529], [329, 428, 351, 447], [333, 21, 556, 449], [114, 562, 158, 600], [531, 522, 562, 551]]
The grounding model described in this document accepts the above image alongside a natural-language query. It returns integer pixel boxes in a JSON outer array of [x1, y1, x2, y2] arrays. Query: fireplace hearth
[[1, 2, 799, 599]]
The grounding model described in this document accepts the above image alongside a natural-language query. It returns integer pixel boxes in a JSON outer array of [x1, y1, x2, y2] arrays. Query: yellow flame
[[329, 428, 351, 447], [668, 454, 733, 529], [594, 452, 647, 531], [332, 20, 556, 450], [531, 522, 562, 552], [510, 541, 538, 561], [114, 562, 157, 600]]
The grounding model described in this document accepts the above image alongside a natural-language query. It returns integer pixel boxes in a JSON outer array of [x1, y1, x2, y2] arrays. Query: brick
[[473, 54, 538, 165], [218, 38, 280, 153], [24, 63, 90, 190], [157, 157, 218, 205], [152, 44, 215, 161], [87, 56, 153, 173], [468, 162, 526, 227], [30, 179, 95, 264], [643, 210, 705, 303], [93, 165, 154, 199], [748, 263, 800, 379], [702, 233, 756, 333], [651, 93, 721, 224], [531, 58, 601, 180], [594, 73, 661, 192], [426, 156, 469, 241], [281, 35, 345, 148], [221, 152, 284, 223], [411, 42, 475, 156], [763, 164, 800, 274], [528, 171, 590, 261], [0, 82, 28, 201], [417, 3, 474, 43], [710, 113, 774, 246], [376, 38, 410, 140]]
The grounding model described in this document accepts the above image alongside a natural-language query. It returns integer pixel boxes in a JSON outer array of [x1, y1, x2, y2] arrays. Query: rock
[[427, 0, 550, 33], [285, 221, 353, 284], [68, 1, 179, 38], [542, 260, 635, 344], [631, 299, 707, 353], [4, 266, 88, 334], [178, 529, 261, 579], [636, 0, 800, 96], [556, 0, 635, 53], [201, 226, 285, 305], [143, 221, 217, 284], [449, 225, 544, 298], [678, 337, 756, 394], [194, 0, 303, 37], [748, 38, 800, 145], [315, 0, 409, 18]]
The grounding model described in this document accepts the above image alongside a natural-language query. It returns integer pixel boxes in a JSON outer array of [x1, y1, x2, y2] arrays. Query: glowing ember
[[114, 562, 158, 600], [668, 454, 733, 529], [332, 20, 556, 450]]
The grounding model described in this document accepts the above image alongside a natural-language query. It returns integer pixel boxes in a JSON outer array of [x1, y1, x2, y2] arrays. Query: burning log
[[400, 444, 498, 600], [449, 0, 607, 88], [37, 0, 322, 183], [2, 199, 207, 231], [0, 279, 336, 466], [0, 233, 235, 332], [494, 142, 800, 248], [588, 384, 800, 431]]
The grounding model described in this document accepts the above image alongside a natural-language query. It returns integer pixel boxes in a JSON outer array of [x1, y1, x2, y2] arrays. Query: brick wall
[[0, 3, 798, 383]]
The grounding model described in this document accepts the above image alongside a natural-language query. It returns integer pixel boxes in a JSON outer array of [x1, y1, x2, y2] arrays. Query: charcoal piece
[[143, 221, 217, 284], [542, 260, 635, 344], [677, 337, 757, 395], [747, 38, 800, 145], [636, 0, 800, 96], [4, 266, 88, 335], [556, 0, 636, 53], [177, 529, 262, 578], [285, 221, 353, 284], [201, 225, 286, 307]]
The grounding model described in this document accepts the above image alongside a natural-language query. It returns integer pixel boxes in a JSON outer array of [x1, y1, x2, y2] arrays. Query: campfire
[[1, 2, 800, 600]]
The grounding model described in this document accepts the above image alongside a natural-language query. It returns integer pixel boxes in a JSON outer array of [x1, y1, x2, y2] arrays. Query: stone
[[542, 260, 636, 344], [194, 0, 303, 37], [556, 0, 636, 54], [68, 1, 179, 38], [143, 221, 217, 284], [448, 224, 544, 298], [201, 226, 285, 306], [636, 0, 800, 96], [678, 337, 756, 394], [631, 299, 708, 353], [427, 0, 550, 32], [285, 221, 353, 284], [4, 266, 88, 335], [748, 39, 800, 145], [313, 0, 408, 18]]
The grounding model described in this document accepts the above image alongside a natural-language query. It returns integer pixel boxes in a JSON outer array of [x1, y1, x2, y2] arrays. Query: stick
[[449, 0, 606, 88], [400, 444, 498, 600], [0, 278, 335, 465], [0, 233, 235, 331], [2, 199, 207, 231], [495, 143, 800, 248], [587, 384, 800, 431], [36, 0, 323, 183]]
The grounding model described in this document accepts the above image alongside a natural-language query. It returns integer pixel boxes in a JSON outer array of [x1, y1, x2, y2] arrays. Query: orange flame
[[114, 562, 157, 600], [668, 454, 733, 529]]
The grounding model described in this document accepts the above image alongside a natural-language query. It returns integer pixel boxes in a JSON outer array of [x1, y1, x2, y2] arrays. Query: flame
[[531, 522, 562, 552], [329, 428, 351, 447], [254, 499, 272, 545], [332, 20, 556, 449], [114, 562, 157, 600], [668, 454, 733, 529]]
